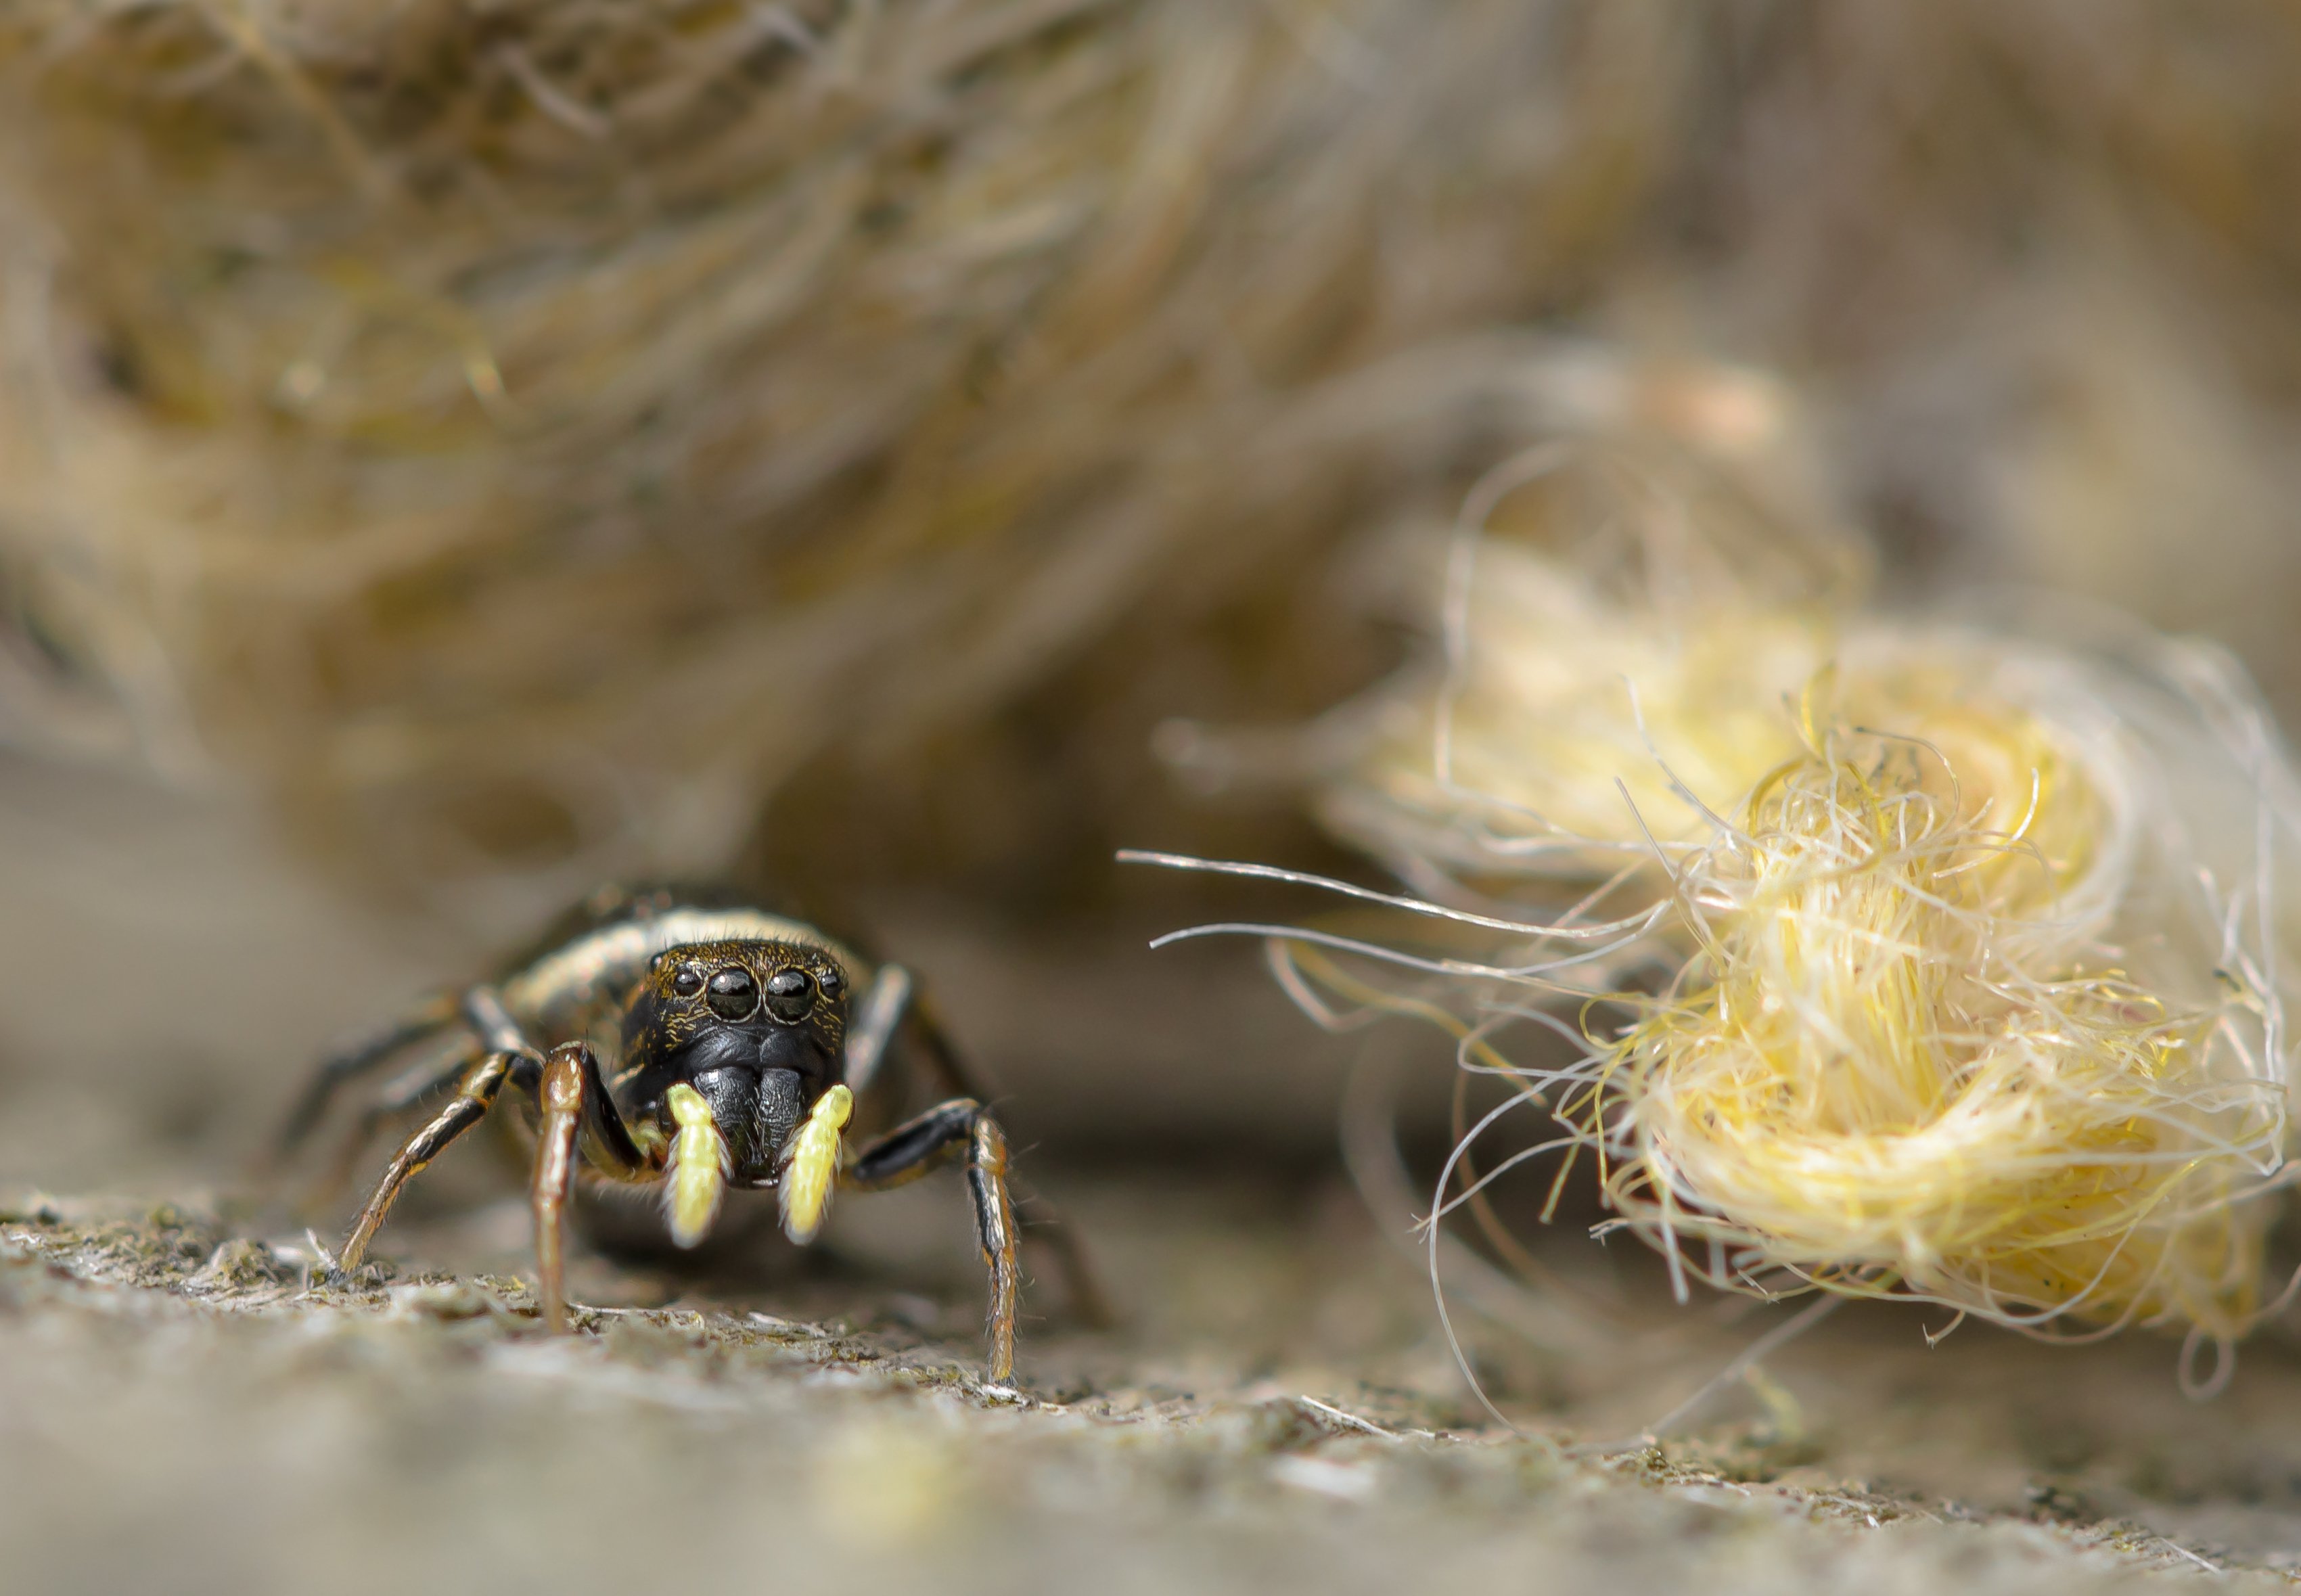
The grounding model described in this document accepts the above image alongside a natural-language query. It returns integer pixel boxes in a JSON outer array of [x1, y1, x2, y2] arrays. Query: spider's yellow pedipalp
[[664, 1082, 727, 1249], [779, 1084, 853, 1245]]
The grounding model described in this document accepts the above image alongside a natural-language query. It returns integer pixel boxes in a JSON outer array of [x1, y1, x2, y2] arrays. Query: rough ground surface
[[6, 1166, 2300, 1596]]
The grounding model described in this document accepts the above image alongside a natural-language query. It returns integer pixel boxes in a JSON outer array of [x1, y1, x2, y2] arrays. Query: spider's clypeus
[[276, 883, 1098, 1383]]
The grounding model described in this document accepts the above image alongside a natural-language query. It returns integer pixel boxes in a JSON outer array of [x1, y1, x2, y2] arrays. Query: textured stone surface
[[4, 1172, 2297, 1596]]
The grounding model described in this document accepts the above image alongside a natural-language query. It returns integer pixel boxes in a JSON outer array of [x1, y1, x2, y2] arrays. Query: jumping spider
[[277, 884, 1093, 1382]]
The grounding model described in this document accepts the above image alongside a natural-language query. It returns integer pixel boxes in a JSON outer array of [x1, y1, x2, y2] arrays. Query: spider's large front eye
[[671, 965, 704, 999], [765, 967, 815, 1023], [706, 966, 758, 1020]]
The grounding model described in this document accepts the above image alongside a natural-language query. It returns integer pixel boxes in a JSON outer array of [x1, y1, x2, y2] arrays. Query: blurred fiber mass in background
[[3, 0, 2301, 1182]]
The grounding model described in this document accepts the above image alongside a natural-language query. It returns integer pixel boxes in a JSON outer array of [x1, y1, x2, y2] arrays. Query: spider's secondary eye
[[705, 966, 758, 1020], [817, 966, 845, 1001], [671, 965, 705, 998], [765, 967, 815, 1022]]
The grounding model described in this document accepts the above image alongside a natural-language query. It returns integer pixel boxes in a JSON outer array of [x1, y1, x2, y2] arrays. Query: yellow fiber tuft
[[1277, 465, 2301, 1361], [1587, 687, 2281, 1342]]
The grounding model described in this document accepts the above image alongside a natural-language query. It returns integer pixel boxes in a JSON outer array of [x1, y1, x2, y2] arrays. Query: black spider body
[[487, 892, 865, 1182]]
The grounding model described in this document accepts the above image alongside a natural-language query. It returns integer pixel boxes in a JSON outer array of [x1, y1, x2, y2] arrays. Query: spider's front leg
[[529, 1040, 655, 1333], [842, 1099, 1022, 1384], [338, 986, 654, 1334]]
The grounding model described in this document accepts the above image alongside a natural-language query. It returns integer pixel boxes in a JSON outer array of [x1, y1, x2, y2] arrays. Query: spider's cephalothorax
[[276, 886, 1097, 1383], [622, 941, 848, 1175]]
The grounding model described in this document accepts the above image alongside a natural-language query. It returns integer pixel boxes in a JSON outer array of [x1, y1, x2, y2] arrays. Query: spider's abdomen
[[492, 886, 867, 1043]]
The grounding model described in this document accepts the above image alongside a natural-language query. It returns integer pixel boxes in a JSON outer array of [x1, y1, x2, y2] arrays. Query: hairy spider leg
[[273, 981, 532, 1201], [273, 991, 463, 1160], [852, 963, 1111, 1331], [313, 1047, 485, 1211], [338, 1032, 656, 1328], [843, 1099, 1021, 1384], [530, 1044, 600, 1334], [339, 1050, 520, 1273], [462, 993, 656, 1331], [463, 982, 650, 1172], [459, 984, 532, 1057]]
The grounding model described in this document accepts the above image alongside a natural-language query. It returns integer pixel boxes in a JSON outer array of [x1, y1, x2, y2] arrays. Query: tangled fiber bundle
[[1183, 451, 2301, 1368], [8, 1, 2301, 919], [1587, 668, 2286, 1349], [0, 0, 1689, 905]]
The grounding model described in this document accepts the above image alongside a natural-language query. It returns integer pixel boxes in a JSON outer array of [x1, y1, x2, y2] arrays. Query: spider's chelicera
[[277, 884, 1094, 1382]]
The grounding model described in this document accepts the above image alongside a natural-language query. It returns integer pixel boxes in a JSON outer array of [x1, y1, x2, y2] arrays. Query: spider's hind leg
[[338, 1048, 526, 1273], [843, 1098, 1021, 1384], [308, 1047, 483, 1214], [273, 990, 464, 1164]]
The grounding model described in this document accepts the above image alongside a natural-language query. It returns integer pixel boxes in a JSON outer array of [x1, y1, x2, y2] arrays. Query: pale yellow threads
[[663, 1083, 727, 1250], [780, 1085, 854, 1245], [1285, 504, 2300, 1356], [1578, 709, 2283, 1341]]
